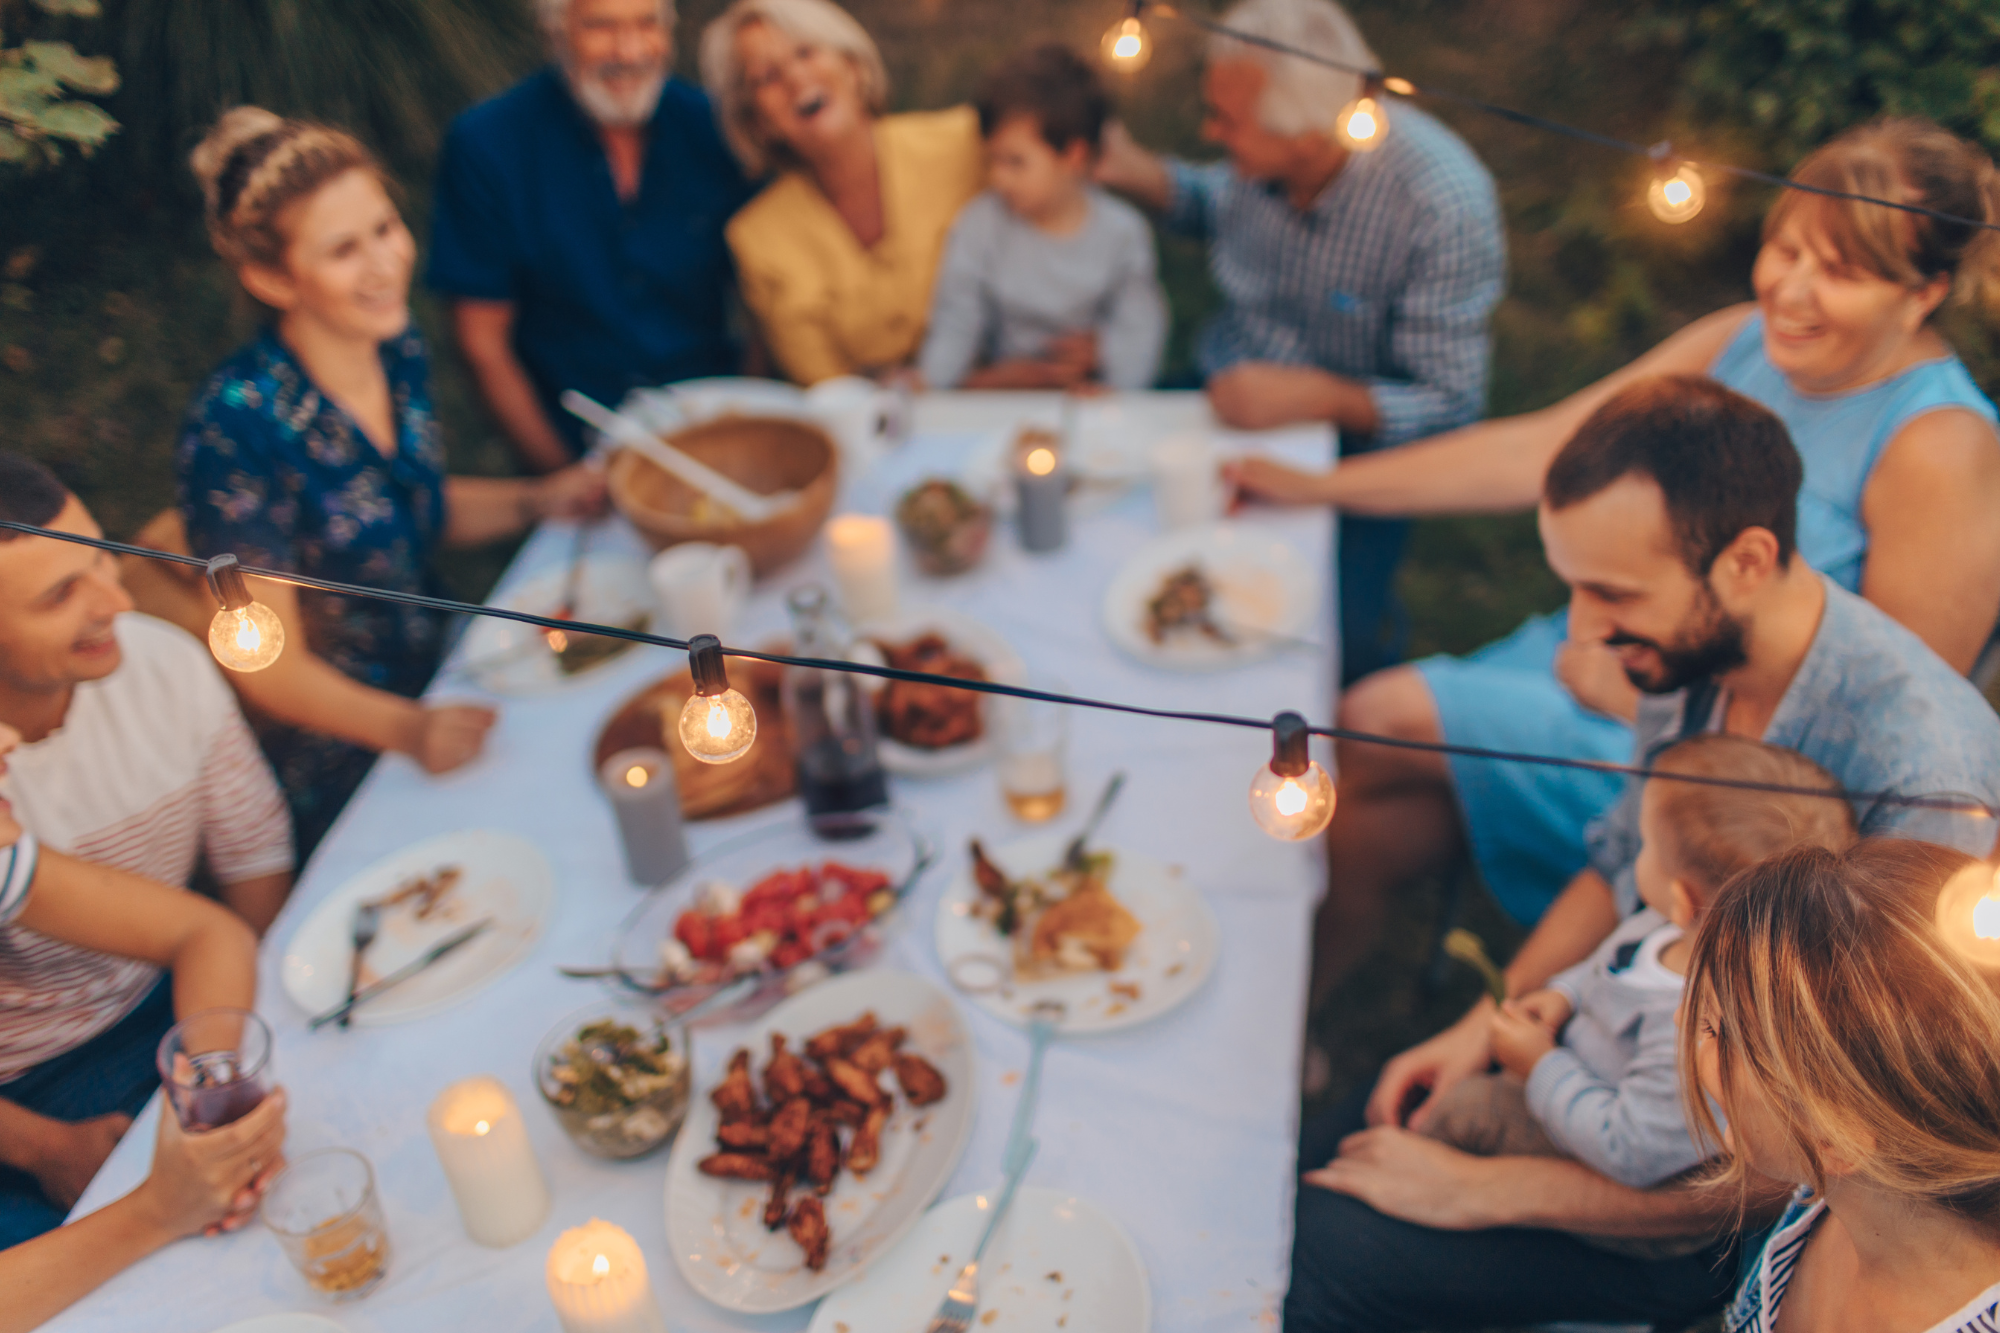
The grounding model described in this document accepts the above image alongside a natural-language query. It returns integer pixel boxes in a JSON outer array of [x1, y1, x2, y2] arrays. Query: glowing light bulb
[[1101, 16, 1152, 70], [1249, 712, 1337, 840], [1025, 446, 1057, 477], [591, 1253, 610, 1278], [623, 765, 649, 788], [1935, 861, 2000, 971], [1647, 164, 1706, 224], [1335, 95, 1386, 153], [206, 601, 285, 672], [675, 633, 758, 764]]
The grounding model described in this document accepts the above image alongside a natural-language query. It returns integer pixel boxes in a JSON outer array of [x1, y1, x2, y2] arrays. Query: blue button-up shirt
[[1589, 576, 2000, 914], [428, 68, 751, 454], [1163, 103, 1504, 448]]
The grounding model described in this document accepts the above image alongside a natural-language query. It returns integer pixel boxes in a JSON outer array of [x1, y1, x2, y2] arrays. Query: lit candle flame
[[1977, 894, 2000, 941], [1025, 447, 1057, 477], [591, 1253, 610, 1278], [624, 765, 649, 788], [473, 1119, 490, 1136], [1275, 777, 1309, 818]]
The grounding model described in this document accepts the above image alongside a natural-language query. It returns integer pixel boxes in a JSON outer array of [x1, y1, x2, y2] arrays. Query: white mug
[[1151, 432, 1225, 530], [648, 542, 751, 640], [806, 376, 908, 472]]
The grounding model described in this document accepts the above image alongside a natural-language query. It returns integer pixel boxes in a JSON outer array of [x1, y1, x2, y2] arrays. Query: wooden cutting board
[[593, 649, 795, 821]]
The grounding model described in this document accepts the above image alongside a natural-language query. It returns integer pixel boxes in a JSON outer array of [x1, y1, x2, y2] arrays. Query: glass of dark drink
[[156, 1007, 271, 1130]]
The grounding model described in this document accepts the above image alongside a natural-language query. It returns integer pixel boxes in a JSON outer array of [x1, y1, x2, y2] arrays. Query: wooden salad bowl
[[606, 415, 837, 576]]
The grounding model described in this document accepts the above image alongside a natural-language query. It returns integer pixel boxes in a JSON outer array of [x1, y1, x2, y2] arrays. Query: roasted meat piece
[[805, 1117, 842, 1194], [893, 1052, 948, 1106], [716, 1120, 770, 1150], [847, 1103, 889, 1176], [763, 1171, 794, 1231], [824, 1056, 886, 1106], [1145, 566, 1226, 645], [805, 1012, 878, 1064], [847, 1025, 906, 1075], [698, 1152, 776, 1181], [764, 1033, 808, 1103], [799, 1067, 838, 1105], [767, 1096, 814, 1162], [711, 1049, 760, 1120], [876, 635, 987, 750], [825, 1098, 869, 1127], [788, 1196, 830, 1271]]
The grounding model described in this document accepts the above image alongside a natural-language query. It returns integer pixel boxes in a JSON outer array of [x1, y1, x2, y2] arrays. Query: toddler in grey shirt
[[918, 44, 1167, 392], [1422, 735, 1855, 1252]]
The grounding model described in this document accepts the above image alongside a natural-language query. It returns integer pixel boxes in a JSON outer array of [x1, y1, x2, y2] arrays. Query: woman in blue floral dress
[[177, 109, 604, 856]]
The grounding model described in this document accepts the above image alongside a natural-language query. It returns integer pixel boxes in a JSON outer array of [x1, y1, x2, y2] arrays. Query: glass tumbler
[[261, 1148, 391, 1301], [156, 1007, 271, 1130], [995, 684, 1068, 823]]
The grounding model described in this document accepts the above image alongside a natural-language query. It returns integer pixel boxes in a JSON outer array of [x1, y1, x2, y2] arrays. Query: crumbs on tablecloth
[[1046, 1270, 1063, 1282], [1110, 981, 1141, 1001]]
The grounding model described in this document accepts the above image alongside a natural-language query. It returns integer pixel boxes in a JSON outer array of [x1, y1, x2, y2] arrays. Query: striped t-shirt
[[1728, 1190, 2000, 1332], [0, 834, 37, 923], [0, 613, 292, 1081]]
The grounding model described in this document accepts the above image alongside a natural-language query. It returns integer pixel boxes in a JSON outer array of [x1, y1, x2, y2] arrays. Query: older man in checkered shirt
[[1101, 0, 1504, 682]]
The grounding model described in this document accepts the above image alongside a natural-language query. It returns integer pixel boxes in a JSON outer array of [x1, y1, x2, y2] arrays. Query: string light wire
[[1123, 0, 2000, 235], [7, 517, 1990, 819]]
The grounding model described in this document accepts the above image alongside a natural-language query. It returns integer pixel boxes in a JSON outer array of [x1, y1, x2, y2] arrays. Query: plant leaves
[[0, 126, 35, 164], [0, 66, 61, 117], [32, 99, 117, 148], [20, 42, 120, 97], [28, 0, 104, 14]]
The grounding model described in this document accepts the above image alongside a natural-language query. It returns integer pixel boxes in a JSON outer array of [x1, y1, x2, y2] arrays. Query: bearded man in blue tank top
[[1226, 116, 2000, 1017]]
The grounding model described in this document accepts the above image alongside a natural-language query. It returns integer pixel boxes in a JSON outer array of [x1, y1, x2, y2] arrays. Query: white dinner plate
[[855, 606, 1025, 778], [807, 1187, 1150, 1333], [1100, 523, 1318, 672], [933, 832, 1220, 1035], [210, 1314, 349, 1333], [279, 831, 554, 1026], [449, 553, 655, 696], [664, 969, 977, 1313]]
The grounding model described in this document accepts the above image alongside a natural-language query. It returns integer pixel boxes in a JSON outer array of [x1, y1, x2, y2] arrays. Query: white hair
[[1211, 0, 1377, 138], [537, 0, 678, 44], [698, 0, 888, 177]]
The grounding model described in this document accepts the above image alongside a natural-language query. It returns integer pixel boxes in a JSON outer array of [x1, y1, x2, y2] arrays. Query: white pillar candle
[[426, 1075, 551, 1248], [546, 1219, 669, 1333], [825, 514, 898, 623]]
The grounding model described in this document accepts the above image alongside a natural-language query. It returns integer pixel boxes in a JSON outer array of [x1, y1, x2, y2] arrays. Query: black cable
[[1140, 0, 2000, 235], [10, 517, 1992, 819]]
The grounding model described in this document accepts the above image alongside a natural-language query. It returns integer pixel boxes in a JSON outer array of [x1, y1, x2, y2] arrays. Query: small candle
[[598, 747, 689, 886], [826, 514, 898, 622], [426, 1075, 551, 1248], [1014, 430, 1068, 553], [547, 1219, 668, 1333]]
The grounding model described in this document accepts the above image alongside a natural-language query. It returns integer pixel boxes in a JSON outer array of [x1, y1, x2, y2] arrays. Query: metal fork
[[924, 1133, 1039, 1333], [1007, 1000, 1064, 1162], [339, 901, 381, 1030]]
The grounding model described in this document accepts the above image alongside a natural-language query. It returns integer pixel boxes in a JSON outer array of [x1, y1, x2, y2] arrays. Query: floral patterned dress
[[176, 326, 449, 857]]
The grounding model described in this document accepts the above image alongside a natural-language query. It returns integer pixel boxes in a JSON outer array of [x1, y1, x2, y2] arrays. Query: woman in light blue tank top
[[1224, 117, 2000, 944]]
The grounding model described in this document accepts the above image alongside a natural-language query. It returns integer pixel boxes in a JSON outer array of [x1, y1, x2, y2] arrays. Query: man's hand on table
[[1225, 454, 1338, 507], [1303, 1127, 1507, 1230], [405, 704, 498, 775], [1367, 996, 1495, 1131], [1208, 362, 1380, 435], [20, 1110, 132, 1211]]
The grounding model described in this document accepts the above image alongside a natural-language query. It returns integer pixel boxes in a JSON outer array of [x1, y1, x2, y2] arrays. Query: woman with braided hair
[[176, 108, 607, 857]]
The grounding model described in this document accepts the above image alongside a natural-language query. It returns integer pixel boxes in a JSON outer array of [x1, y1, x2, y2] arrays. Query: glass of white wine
[[995, 680, 1068, 823]]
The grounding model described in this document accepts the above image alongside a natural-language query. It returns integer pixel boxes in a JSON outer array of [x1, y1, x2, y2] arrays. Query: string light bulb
[[204, 554, 285, 672], [1334, 78, 1388, 153], [1646, 149, 1705, 224], [675, 634, 756, 764], [1101, 14, 1152, 71], [1248, 712, 1336, 840], [1935, 859, 2000, 972]]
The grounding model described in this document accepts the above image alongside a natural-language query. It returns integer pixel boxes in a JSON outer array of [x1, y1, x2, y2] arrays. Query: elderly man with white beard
[[429, 0, 752, 473]]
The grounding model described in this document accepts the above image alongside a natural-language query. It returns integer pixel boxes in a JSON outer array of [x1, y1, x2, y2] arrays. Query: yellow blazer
[[727, 107, 984, 385]]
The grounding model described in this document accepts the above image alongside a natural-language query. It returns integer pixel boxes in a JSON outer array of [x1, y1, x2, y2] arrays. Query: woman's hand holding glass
[[135, 1087, 288, 1241]]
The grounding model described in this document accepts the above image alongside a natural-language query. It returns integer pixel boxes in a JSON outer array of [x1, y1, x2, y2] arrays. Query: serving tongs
[[559, 390, 794, 523]]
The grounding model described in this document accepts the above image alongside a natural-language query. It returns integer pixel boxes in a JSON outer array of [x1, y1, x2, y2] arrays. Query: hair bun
[[190, 106, 286, 208]]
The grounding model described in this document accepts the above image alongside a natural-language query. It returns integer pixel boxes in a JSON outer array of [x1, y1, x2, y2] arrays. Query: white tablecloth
[[56, 392, 1337, 1333]]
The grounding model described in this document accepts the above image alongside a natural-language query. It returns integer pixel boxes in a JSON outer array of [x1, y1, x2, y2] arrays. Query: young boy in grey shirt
[[1422, 735, 1855, 1252], [918, 44, 1167, 392]]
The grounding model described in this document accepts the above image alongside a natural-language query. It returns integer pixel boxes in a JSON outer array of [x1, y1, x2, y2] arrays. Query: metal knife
[[309, 919, 494, 1030]]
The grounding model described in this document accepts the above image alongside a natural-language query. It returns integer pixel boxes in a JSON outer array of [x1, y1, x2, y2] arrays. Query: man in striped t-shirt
[[1098, 0, 1504, 680], [0, 455, 291, 1243]]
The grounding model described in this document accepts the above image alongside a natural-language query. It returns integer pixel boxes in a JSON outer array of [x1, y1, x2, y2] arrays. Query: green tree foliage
[[0, 0, 119, 167]]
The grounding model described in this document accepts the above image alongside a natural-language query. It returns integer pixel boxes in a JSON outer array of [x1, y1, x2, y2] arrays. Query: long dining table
[[55, 390, 1339, 1333]]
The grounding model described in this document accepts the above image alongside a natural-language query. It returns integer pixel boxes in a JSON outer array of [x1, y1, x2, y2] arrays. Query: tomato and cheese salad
[[662, 862, 896, 983]]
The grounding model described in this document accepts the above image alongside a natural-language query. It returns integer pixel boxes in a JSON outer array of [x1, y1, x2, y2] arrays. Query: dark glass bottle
[[782, 585, 889, 837]]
